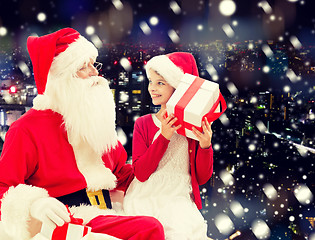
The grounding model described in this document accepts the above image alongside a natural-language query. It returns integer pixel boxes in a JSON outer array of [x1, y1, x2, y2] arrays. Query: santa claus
[[0, 28, 164, 240]]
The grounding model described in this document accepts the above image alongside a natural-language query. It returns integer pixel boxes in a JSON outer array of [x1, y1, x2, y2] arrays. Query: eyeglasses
[[78, 61, 103, 73], [94, 62, 103, 71]]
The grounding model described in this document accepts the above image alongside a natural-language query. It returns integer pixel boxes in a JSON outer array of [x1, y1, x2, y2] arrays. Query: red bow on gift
[[66, 205, 84, 225], [51, 205, 90, 239]]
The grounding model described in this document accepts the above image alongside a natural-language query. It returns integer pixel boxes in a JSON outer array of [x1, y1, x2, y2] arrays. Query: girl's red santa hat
[[145, 52, 199, 88], [27, 28, 98, 94]]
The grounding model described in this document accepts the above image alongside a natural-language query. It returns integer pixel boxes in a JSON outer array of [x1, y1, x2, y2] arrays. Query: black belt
[[56, 189, 112, 209]]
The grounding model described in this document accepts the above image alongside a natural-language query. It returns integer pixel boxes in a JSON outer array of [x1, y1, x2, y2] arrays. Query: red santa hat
[[27, 28, 98, 94], [145, 52, 199, 89]]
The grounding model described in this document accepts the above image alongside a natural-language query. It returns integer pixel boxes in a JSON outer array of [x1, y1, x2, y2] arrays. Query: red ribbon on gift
[[174, 76, 227, 136], [51, 206, 89, 239]]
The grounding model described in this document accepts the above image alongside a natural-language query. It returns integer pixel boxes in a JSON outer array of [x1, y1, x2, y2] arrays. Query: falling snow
[[0, 0, 314, 239]]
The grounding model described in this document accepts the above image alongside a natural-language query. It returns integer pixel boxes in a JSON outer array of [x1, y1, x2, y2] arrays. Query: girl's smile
[[147, 69, 175, 108]]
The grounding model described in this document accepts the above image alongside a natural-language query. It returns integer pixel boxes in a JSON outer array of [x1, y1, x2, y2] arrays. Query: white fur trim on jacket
[[31, 233, 49, 240], [1, 184, 49, 240], [71, 143, 117, 191], [69, 205, 119, 225], [82, 232, 122, 240], [145, 55, 184, 89]]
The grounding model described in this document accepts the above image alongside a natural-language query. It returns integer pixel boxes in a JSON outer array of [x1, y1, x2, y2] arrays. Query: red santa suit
[[0, 108, 132, 201], [0, 28, 164, 240]]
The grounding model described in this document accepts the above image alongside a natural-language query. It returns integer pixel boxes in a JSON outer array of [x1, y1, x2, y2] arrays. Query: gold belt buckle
[[86, 189, 108, 209]]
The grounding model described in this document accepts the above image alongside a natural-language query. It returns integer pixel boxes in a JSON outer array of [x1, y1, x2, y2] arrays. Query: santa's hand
[[30, 197, 71, 229]]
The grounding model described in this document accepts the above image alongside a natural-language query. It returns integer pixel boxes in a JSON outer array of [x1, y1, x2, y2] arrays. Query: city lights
[[9, 86, 17, 94]]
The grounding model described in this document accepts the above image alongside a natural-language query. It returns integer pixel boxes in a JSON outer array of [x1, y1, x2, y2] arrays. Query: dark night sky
[[0, 0, 314, 98], [0, 0, 314, 45]]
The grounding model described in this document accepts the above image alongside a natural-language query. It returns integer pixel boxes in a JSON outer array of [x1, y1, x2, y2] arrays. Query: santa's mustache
[[80, 75, 109, 88]]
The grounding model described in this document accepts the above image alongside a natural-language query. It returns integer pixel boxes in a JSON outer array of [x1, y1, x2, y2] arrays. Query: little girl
[[123, 52, 214, 240]]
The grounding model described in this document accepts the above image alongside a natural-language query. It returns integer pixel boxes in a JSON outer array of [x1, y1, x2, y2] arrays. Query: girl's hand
[[160, 110, 182, 140], [192, 117, 212, 149]]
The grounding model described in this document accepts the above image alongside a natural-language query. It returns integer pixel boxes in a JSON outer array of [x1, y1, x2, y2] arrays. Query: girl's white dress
[[123, 115, 207, 240]]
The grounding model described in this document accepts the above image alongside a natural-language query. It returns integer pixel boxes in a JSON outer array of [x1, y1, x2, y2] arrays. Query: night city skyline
[[0, 0, 315, 239]]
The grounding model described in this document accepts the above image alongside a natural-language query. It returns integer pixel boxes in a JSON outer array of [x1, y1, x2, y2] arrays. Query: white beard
[[54, 75, 118, 155], [33, 73, 120, 190]]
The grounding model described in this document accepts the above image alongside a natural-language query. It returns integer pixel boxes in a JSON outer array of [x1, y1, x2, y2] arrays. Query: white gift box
[[40, 221, 91, 240], [166, 73, 226, 141]]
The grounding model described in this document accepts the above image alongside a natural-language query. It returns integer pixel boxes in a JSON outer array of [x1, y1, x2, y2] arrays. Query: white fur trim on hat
[[1, 184, 49, 240], [49, 35, 98, 79], [145, 55, 184, 89]]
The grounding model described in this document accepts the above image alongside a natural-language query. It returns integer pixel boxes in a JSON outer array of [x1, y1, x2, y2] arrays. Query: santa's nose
[[89, 64, 98, 76]]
